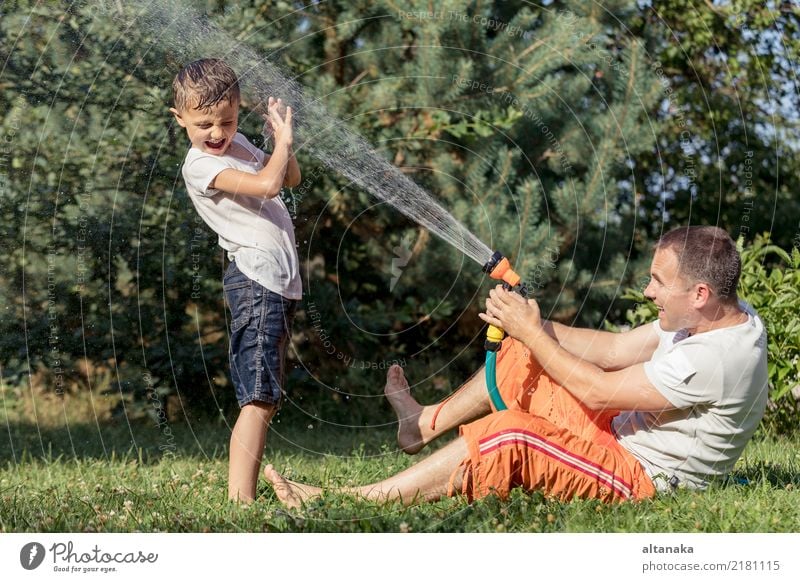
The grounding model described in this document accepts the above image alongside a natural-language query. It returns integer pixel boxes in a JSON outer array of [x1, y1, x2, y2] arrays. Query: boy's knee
[[241, 400, 277, 420]]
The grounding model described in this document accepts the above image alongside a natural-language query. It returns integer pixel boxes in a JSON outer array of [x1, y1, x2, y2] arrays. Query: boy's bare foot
[[384, 364, 425, 454], [263, 465, 322, 509]]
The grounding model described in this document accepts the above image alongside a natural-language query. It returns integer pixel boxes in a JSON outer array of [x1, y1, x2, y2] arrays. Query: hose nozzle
[[483, 251, 521, 289], [482, 251, 526, 352]]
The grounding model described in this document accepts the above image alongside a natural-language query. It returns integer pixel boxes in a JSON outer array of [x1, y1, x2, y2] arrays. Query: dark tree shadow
[[0, 418, 402, 465], [727, 462, 800, 489]]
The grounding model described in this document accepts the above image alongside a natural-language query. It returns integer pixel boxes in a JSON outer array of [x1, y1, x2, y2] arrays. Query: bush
[[737, 235, 800, 432]]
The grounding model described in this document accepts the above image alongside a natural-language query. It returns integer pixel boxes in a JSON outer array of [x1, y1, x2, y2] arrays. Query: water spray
[[111, 1, 529, 417], [481, 251, 528, 411]]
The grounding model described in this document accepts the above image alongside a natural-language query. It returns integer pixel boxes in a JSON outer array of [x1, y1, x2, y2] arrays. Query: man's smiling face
[[644, 247, 698, 332]]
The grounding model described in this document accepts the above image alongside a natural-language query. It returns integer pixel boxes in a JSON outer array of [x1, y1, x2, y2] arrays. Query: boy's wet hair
[[172, 58, 240, 111], [657, 226, 741, 303]]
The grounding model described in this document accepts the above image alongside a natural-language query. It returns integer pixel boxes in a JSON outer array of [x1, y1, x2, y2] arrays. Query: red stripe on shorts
[[478, 429, 633, 499]]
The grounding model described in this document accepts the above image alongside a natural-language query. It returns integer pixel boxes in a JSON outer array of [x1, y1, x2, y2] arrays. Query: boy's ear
[[169, 107, 187, 128]]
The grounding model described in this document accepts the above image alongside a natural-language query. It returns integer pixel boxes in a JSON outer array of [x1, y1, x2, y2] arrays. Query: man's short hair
[[172, 58, 240, 111], [657, 226, 741, 302]]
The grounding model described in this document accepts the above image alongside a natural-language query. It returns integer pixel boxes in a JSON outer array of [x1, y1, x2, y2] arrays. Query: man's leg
[[265, 406, 653, 509], [264, 437, 469, 509], [229, 401, 276, 503], [385, 364, 491, 454]]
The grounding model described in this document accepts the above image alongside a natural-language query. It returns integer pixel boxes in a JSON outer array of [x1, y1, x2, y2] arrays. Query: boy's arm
[[260, 148, 301, 188], [211, 138, 293, 199], [283, 149, 301, 188], [212, 100, 296, 199]]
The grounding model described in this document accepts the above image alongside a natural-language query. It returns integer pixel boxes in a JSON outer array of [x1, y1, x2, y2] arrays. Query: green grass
[[2, 389, 800, 532]]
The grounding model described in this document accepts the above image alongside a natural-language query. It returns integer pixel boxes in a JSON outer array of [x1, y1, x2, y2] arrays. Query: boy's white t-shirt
[[613, 302, 769, 491], [181, 132, 302, 300]]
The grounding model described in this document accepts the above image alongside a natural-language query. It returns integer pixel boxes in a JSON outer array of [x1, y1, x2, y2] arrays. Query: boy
[[170, 58, 302, 503]]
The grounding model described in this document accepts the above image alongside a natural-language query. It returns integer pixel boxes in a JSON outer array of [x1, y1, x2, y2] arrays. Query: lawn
[[2, 388, 799, 533]]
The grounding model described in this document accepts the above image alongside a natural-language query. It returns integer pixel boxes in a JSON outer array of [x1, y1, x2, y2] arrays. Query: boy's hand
[[261, 113, 274, 145], [268, 96, 293, 148]]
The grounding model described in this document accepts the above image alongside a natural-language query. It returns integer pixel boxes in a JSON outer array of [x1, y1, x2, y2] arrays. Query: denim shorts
[[223, 261, 298, 408]]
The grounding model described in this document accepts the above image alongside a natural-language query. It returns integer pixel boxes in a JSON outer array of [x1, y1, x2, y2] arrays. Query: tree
[[625, 0, 800, 248], [2, 0, 796, 427]]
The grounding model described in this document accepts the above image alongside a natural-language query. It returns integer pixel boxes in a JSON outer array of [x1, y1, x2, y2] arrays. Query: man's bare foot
[[384, 364, 425, 454], [263, 465, 322, 509]]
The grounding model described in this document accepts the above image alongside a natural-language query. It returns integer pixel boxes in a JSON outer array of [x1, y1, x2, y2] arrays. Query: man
[[265, 226, 768, 507]]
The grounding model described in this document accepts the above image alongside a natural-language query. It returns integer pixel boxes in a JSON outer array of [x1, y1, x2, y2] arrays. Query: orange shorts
[[452, 338, 655, 503]]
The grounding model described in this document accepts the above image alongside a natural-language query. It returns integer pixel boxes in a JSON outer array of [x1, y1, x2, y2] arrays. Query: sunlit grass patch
[[2, 388, 800, 532]]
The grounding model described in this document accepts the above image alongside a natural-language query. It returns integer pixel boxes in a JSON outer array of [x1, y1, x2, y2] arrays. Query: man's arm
[[542, 319, 660, 370], [481, 286, 673, 411], [516, 330, 671, 410]]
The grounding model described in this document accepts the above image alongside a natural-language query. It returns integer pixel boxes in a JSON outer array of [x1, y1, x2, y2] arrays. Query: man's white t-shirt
[[613, 302, 768, 491], [181, 132, 302, 300]]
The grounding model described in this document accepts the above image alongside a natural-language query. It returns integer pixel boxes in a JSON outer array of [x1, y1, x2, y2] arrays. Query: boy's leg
[[229, 401, 276, 503], [385, 365, 491, 454], [223, 261, 297, 503]]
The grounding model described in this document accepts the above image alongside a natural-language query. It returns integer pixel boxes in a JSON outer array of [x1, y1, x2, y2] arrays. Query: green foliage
[[612, 234, 800, 432], [1, 1, 798, 428], [738, 234, 800, 432], [0, 1, 232, 416], [627, 0, 800, 249]]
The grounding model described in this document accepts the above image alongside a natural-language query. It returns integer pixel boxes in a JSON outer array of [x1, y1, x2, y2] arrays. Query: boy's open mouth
[[205, 138, 226, 152]]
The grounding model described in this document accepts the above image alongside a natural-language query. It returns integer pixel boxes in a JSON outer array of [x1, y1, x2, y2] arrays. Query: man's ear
[[693, 283, 712, 308], [169, 107, 187, 128]]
